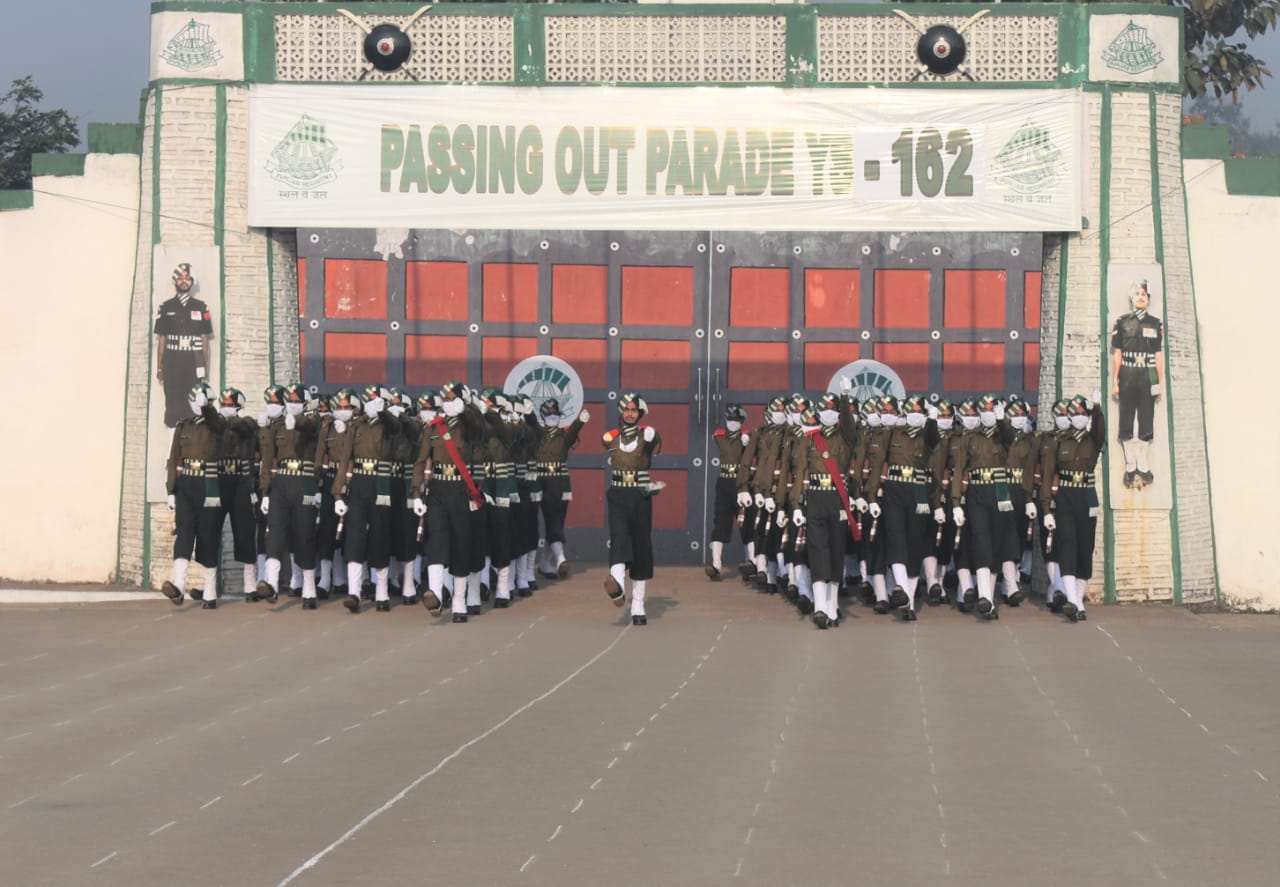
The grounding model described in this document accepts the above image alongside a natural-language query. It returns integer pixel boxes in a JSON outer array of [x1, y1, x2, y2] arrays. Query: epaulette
[[603, 429, 618, 443], [714, 428, 726, 438]]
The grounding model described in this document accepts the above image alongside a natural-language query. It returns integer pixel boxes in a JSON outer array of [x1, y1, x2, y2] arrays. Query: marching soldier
[[533, 397, 589, 580], [602, 392, 662, 625], [949, 394, 1014, 621], [948, 398, 982, 612], [736, 395, 788, 592], [1041, 399, 1071, 610], [1041, 393, 1106, 622], [510, 394, 541, 596], [314, 391, 353, 600], [257, 382, 321, 607], [481, 388, 519, 607], [855, 396, 894, 613], [923, 399, 957, 605], [387, 388, 421, 605], [1003, 398, 1039, 605], [160, 382, 226, 609], [1110, 280, 1164, 489], [215, 387, 259, 601], [778, 394, 812, 611], [709, 404, 750, 581]]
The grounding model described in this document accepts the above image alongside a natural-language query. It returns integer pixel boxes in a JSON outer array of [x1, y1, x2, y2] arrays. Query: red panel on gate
[[483, 263, 539, 324], [325, 259, 387, 320], [1024, 343, 1041, 393], [325, 333, 386, 384], [407, 261, 468, 322], [874, 343, 930, 392], [566, 467, 604, 529], [728, 341, 788, 391], [405, 335, 467, 386], [805, 268, 860, 328], [482, 337, 540, 386], [1024, 271, 1042, 329], [641, 403, 688, 456], [874, 270, 930, 328], [943, 343, 1005, 391], [804, 342, 859, 392], [621, 266, 693, 326], [621, 340, 690, 390], [944, 270, 1006, 328], [650, 470, 688, 530], [298, 259, 307, 316], [552, 265, 608, 325], [553, 338, 608, 389], [729, 267, 789, 328]]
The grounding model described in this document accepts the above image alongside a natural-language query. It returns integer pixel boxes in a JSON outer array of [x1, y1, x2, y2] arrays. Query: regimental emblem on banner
[[1101, 20, 1164, 76], [827, 360, 906, 403], [265, 115, 341, 192], [161, 19, 223, 73], [992, 122, 1062, 196], [505, 356, 585, 422]]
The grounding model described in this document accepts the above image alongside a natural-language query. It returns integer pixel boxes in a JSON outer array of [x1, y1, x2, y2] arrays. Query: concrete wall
[[0, 153, 140, 581], [1185, 156, 1280, 610]]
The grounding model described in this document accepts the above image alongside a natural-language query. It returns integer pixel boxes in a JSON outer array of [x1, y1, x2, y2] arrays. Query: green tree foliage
[[0, 77, 79, 191]]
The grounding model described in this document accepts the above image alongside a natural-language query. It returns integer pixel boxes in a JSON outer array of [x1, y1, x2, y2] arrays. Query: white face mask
[[938, 417, 954, 431], [1070, 414, 1089, 431], [906, 412, 926, 428], [1055, 416, 1071, 431], [333, 409, 353, 422], [980, 411, 997, 428], [441, 398, 464, 418], [819, 409, 840, 427], [364, 401, 381, 419], [769, 411, 786, 425], [220, 406, 238, 418], [1011, 416, 1029, 433], [418, 409, 436, 423], [865, 413, 882, 427], [961, 415, 981, 431], [286, 402, 304, 417], [266, 403, 284, 419], [388, 405, 405, 418], [544, 415, 562, 427], [190, 400, 204, 416], [725, 420, 742, 433], [879, 413, 899, 427], [786, 412, 800, 426]]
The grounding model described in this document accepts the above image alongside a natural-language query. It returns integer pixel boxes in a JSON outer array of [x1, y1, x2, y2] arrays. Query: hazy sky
[[3, 1, 1279, 144]]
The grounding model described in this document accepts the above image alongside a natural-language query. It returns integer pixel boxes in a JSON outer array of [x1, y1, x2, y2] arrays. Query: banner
[[249, 84, 1082, 232]]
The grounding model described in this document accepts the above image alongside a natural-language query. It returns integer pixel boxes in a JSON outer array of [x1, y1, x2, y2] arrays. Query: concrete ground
[[2, 566, 1278, 887]]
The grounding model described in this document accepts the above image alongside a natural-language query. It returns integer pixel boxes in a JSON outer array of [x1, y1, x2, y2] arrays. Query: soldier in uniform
[[314, 391, 353, 600], [160, 382, 226, 609], [480, 388, 519, 607], [949, 394, 1015, 620], [922, 398, 956, 605], [1040, 399, 1072, 610], [214, 387, 259, 601], [736, 395, 788, 592], [855, 396, 896, 613], [1041, 393, 1106, 622], [1003, 398, 1038, 605], [509, 394, 541, 597], [256, 382, 321, 607], [386, 388, 421, 605], [947, 398, 982, 612], [602, 392, 662, 625], [1110, 280, 1164, 489], [153, 263, 212, 429], [533, 397, 589, 580], [709, 404, 750, 581]]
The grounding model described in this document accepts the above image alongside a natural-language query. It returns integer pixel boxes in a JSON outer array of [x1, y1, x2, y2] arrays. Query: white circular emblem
[[827, 359, 906, 402], [504, 355, 585, 423]]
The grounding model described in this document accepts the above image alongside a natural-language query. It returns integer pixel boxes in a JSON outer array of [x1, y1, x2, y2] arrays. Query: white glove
[[334, 419, 346, 434], [260, 495, 270, 516], [364, 399, 384, 418], [764, 496, 776, 513], [166, 494, 176, 512], [994, 402, 1006, 421], [1043, 513, 1056, 532], [1151, 383, 1161, 398], [737, 491, 753, 508], [413, 497, 427, 517], [257, 412, 270, 428], [193, 390, 208, 409], [1091, 388, 1102, 407], [642, 426, 655, 442], [854, 497, 868, 513], [475, 398, 488, 415], [792, 509, 806, 527], [952, 506, 966, 527], [285, 412, 296, 430], [839, 375, 853, 396], [934, 507, 946, 525], [741, 432, 750, 445], [310, 493, 322, 508], [927, 404, 939, 420], [250, 492, 258, 507], [334, 499, 348, 517], [484, 493, 495, 506], [868, 502, 882, 519], [578, 409, 591, 424], [754, 493, 765, 509], [775, 511, 788, 528], [1025, 502, 1038, 520]]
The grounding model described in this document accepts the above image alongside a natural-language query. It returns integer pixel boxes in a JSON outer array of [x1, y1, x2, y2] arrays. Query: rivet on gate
[[390, 321, 400, 331], [540, 240, 549, 250], [861, 330, 871, 340], [861, 244, 872, 255], [539, 325, 549, 335], [1011, 247, 1020, 257], [932, 246, 942, 256], [711, 457, 720, 467], [931, 329, 941, 340], [690, 541, 700, 550], [309, 319, 320, 329], [608, 391, 618, 400], [610, 242, 619, 251], [693, 458, 703, 467], [695, 329, 705, 338], [793, 246, 802, 255], [791, 330, 801, 339], [309, 234, 320, 244], [714, 329, 724, 338], [1010, 329, 1020, 340], [608, 327, 619, 337], [716, 243, 726, 253], [464, 235, 475, 246], [697, 243, 707, 253], [469, 323, 479, 333]]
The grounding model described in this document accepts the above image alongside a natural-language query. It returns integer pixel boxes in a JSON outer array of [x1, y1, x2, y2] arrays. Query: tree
[[895, 0, 1278, 104], [0, 76, 79, 191]]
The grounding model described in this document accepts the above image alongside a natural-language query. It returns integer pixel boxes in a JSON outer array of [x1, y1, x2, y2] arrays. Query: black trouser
[[1052, 487, 1096, 579], [487, 503, 513, 568], [539, 474, 570, 544], [161, 350, 201, 428], [1010, 486, 1033, 561], [217, 472, 257, 563], [515, 482, 539, 557], [882, 481, 929, 573], [607, 486, 654, 580], [391, 477, 418, 563], [710, 477, 738, 544], [425, 479, 472, 579], [343, 474, 391, 569], [755, 503, 782, 559], [859, 508, 886, 575], [316, 471, 341, 561], [1117, 366, 1156, 442], [173, 475, 221, 568], [266, 474, 317, 569], [963, 483, 1017, 572], [804, 489, 846, 583]]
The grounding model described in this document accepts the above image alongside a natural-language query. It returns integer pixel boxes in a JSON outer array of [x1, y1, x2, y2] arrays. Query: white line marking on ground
[[283, 753, 300, 764], [734, 857, 744, 877], [1224, 744, 1240, 756], [547, 825, 562, 842], [200, 796, 221, 810], [607, 757, 619, 769], [744, 827, 754, 846], [242, 773, 263, 787], [343, 724, 360, 732], [110, 751, 135, 767], [315, 736, 331, 746], [520, 855, 536, 873], [90, 851, 118, 868], [7, 732, 32, 742], [1132, 831, 1151, 845], [23, 653, 48, 662], [1255, 770, 1269, 783], [590, 778, 602, 791], [149, 820, 177, 837], [571, 799, 583, 813], [10, 794, 38, 809], [635, 727, 645, 737]]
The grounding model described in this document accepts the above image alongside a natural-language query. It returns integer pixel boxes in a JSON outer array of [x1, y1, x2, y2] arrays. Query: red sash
[[431, 417, 484, 507], [805, 428, 862, 542]]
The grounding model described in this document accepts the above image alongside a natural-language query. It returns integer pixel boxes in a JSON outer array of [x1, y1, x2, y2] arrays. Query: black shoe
[[188, 588, 203, 602], [872, 599, 889, 615], [814, 612, 829, 630], [890, 586, 909, 609], [453, 613, 468, 624], [361, 582, 374, 601], [1075, 610, 1087, 622], [796, 596, 814, 615], [517, 587, 533, 597], [1019, 571, 1031, 588], [480, 584, 491, 603], [1007, 590, 1025, 607], [161, 581, 183, 605], [421, 591, 442, 615], [903, 607, 918, 622], [557, 561, 571, 579], [1123, 470, 1135, 489], [290, 586, 303, 598], [963, 588, 977, 605], [942, 572, 959, 594], [375, 600, 391, 612], [440, 589, 453, 610], [752, 571, 769, 586], [316, 585, 330, 600], [977, 597, 993, 616], [388, 583, 401, 599], [538, 569, 559, 581], [840, 578, 857, 597], [956, 600, 972, 613], [251, 581, 278, 604], [927, 584, 943, 605], [1062, 601, 1079, 620], [467, 605, 481, 616], [859, 582, 874, 605], [704, 564, 721, 581], [527, 580, 539, 592], [201, 599, 216, 610], [605, 575, 626, 607], [985, 608, 999, 621], [494, 598, 510, 608], [1050, 591, 1066, 613], [632, 615, 647, 626], [302, 598, 317, 610], [738, 562, 756, 578], [1139, 470, 1154, 485], [343, 596, 360, 614]]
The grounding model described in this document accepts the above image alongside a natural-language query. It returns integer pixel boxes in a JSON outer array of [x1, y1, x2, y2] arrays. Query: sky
[[2, 1, 1279, 145]]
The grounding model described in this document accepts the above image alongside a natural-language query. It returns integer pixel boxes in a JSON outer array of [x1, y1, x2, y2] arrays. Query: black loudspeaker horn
[[364, 23, 412, 72], [917, 24, 966, 76]]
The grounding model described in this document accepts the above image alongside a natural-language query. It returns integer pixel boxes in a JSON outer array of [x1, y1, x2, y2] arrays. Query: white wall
[[0, 154, 140, 582], [1185, 159, 1280, 610]]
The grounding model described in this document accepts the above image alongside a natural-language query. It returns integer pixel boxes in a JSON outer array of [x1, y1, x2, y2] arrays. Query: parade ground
[[2, 568, 1277, 886]]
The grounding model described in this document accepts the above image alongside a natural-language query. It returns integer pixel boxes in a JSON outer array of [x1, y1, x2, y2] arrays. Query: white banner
[[248, 84, 1082, 232]]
